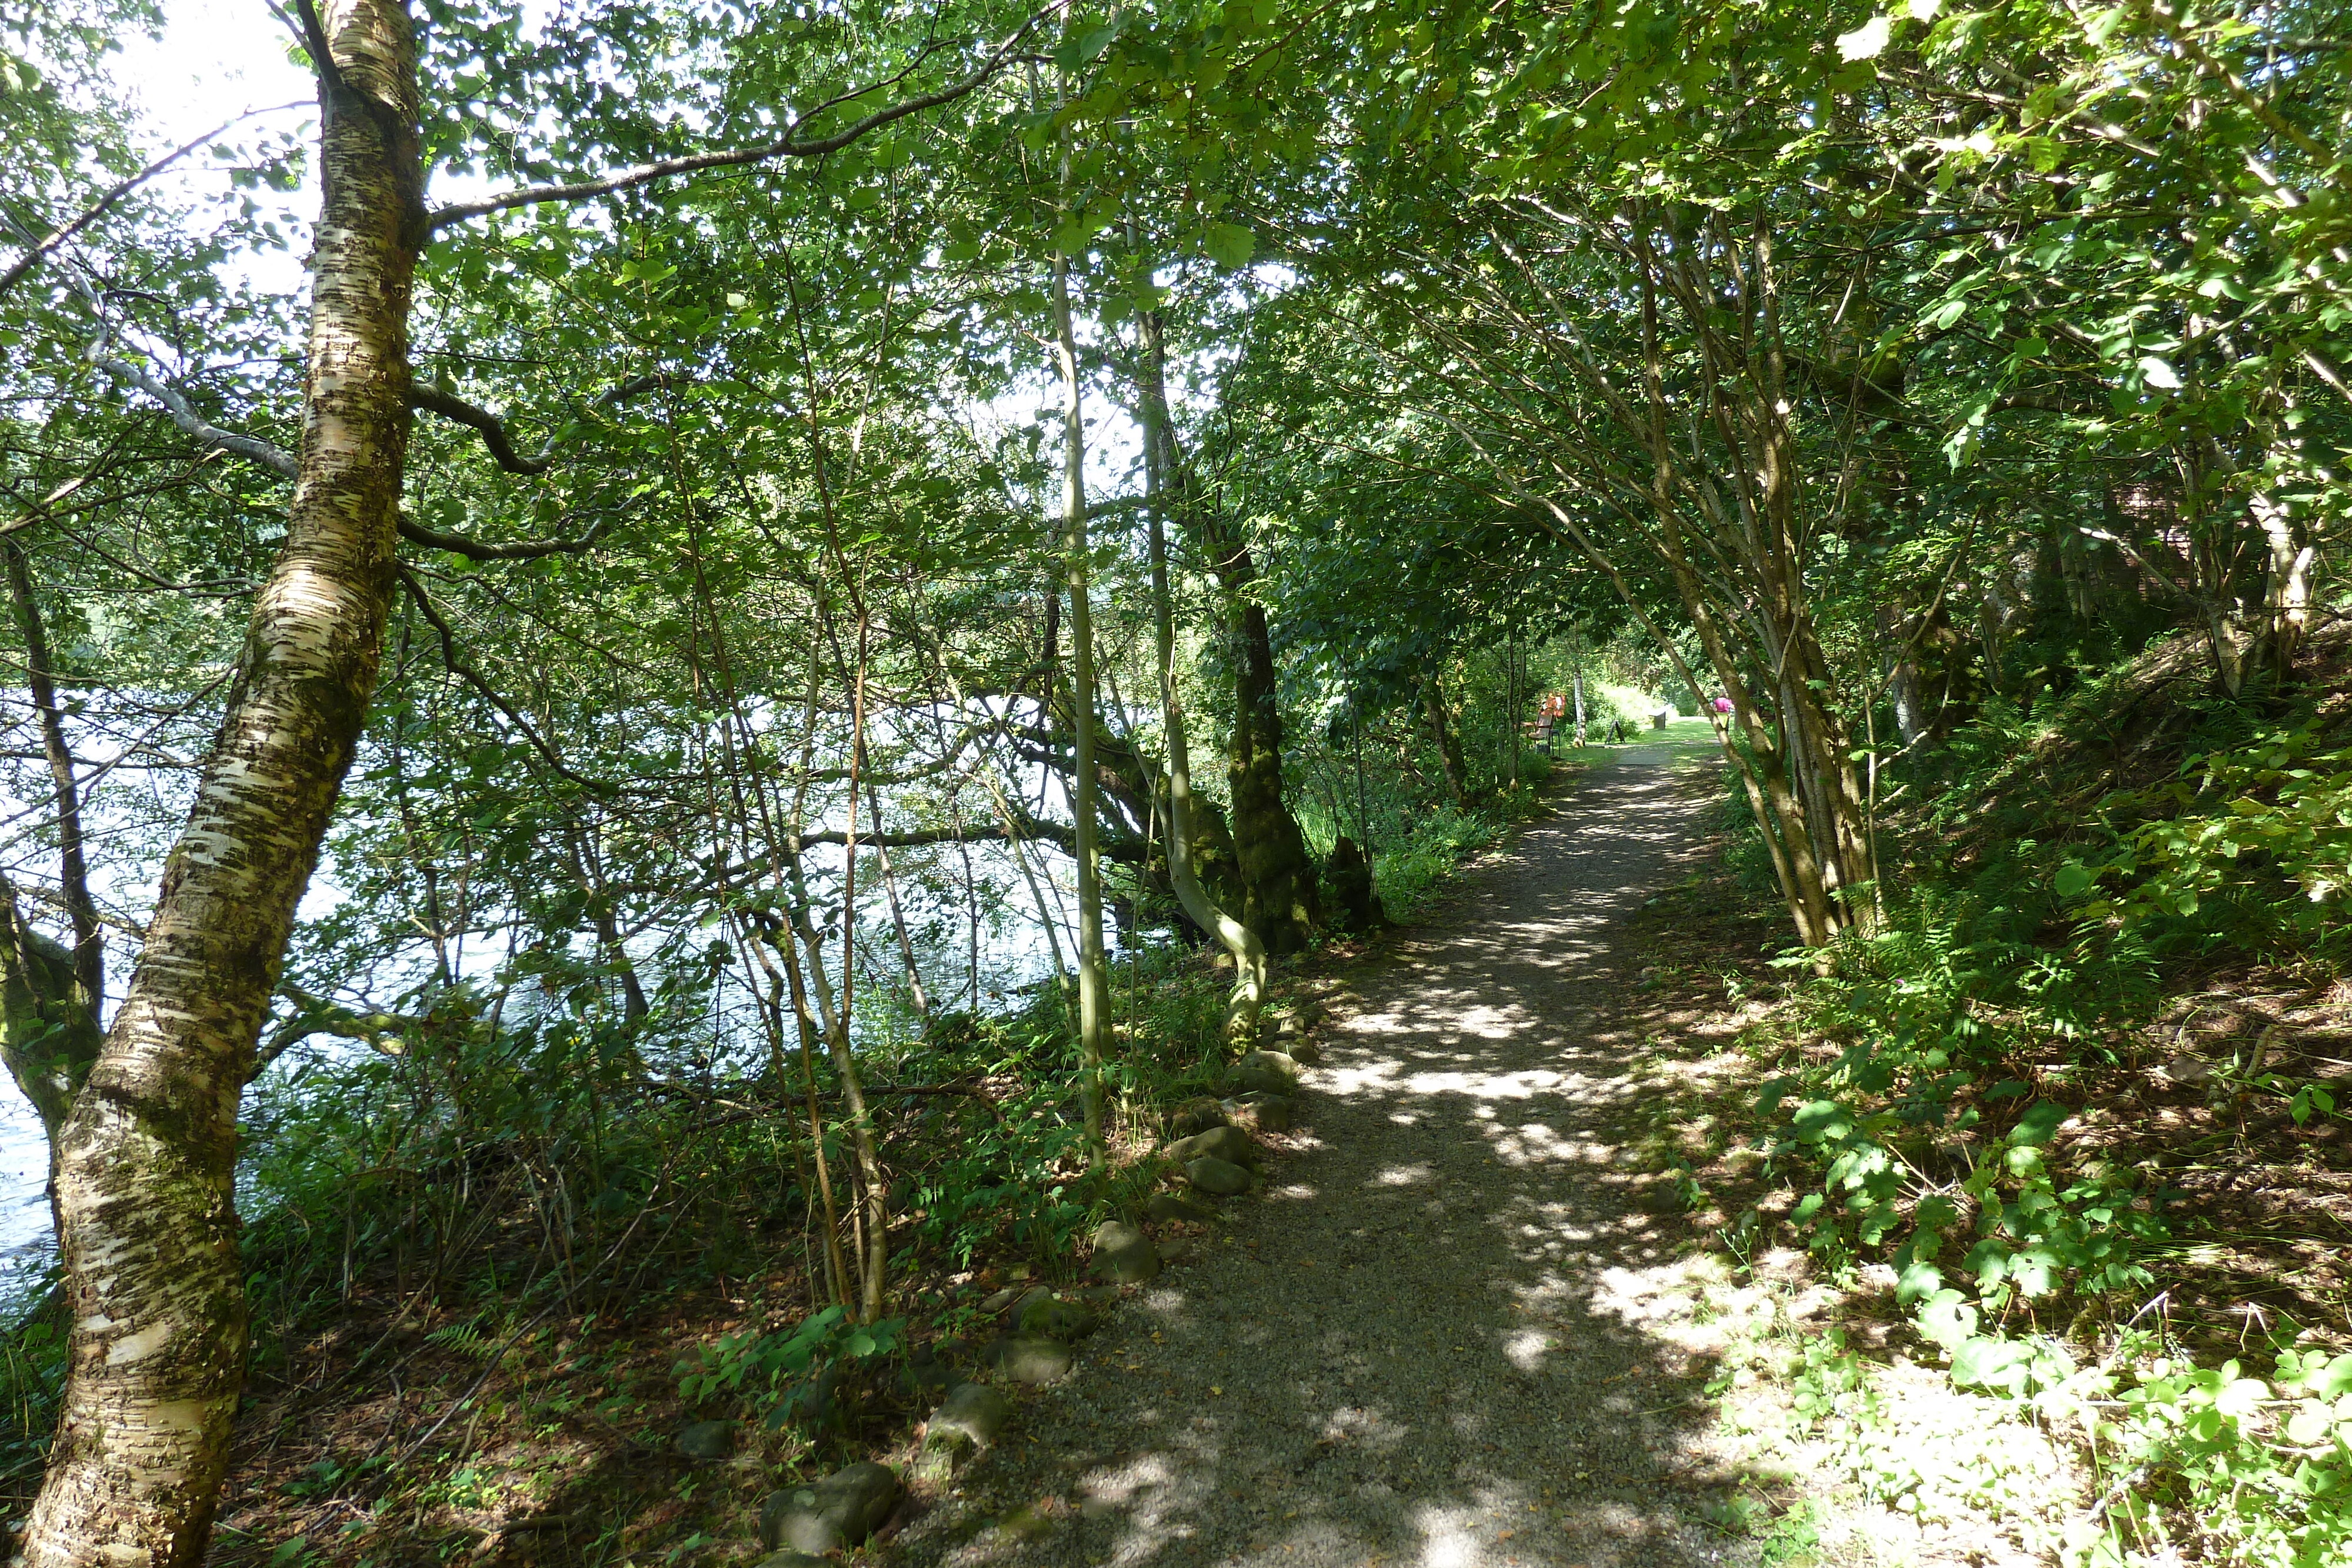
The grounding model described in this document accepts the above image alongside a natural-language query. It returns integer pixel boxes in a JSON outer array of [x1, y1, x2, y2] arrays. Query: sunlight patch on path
[[894, 750, 1752, 1568]]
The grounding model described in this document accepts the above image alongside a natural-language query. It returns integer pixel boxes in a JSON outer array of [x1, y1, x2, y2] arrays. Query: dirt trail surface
[[893, 735, 1749, 1568]]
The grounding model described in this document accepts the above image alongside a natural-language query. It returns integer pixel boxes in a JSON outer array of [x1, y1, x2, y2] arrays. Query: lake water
[[0, 1085, 52, 1288], [0, 793, 1155, 1305]]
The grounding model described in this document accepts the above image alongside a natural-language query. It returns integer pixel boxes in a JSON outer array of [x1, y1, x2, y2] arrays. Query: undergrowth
[[1695, 635, 2352, 1567], [0, 945, 1229, 1556], [0, 757, 1546, 1558]]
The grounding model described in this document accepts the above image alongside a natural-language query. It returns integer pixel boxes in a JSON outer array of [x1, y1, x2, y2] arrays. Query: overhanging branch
[[397, 512, 609, 560], [423, 5, 1065, 232], [406, 371, 667, 478], [0, 102, 313, 303], [396, 564, 610, 791]]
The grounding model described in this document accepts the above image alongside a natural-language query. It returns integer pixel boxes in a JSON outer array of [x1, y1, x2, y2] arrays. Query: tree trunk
[[590, 898, 650, 1025], [1051, 119, 1108, 1171], [1506, 633, 1520, 788], [1158, 417, 1319, 954], [0, 882, 102, 1243], [1137, 303, 1267, 1047], [23, 1, 421, 1557], [1638, 209, 1877, 943], [1225, 600, 1319, 954], [569, 827, 647, 1030], [783, 849, 889, 1320], [1878, 600, 1926, 748], [5, 538, 102, 1008], [1424, 674, 1469, 806], [0, 537, 108, 1242], [864, 781, 930, 1018], [2257, 496, 2316, 687]]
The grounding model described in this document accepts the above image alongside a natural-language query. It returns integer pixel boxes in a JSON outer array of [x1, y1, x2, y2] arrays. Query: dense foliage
[[0, 0, 2346, 1558]]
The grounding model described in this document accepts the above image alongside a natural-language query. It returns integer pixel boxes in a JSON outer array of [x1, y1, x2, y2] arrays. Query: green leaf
[[2304, 1353, 2352, 1399], [1896, 1258, 1945, 1303], [2053, 861, 2094, 898], [2286, 1400, 2333, 1445], [2010, 1101, 2064, 1147], [1204, 222, 1255, 270], [1916, 1289, 1977, 1349], [1755, 1076, 1800, 1119], [1835, 15, 1892, 59], [1952, 1335, 2033, 1393], [1792, 1099, 1854, 1142]]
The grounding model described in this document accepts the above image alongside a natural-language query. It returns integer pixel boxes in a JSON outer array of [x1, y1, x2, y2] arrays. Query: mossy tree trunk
[[0, 537, 107, 1237], [1137, 302, 1267, 1045], [1167, 497, 1319, 953], [1224, 597, 1321, 955]]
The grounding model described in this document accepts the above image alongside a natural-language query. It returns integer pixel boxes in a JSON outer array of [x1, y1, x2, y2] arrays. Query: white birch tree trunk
[[22, 2, 420, 1557]]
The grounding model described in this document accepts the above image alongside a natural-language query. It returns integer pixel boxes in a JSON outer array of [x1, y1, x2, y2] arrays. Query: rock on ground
[[1143, 1192, 1218, 1225], [1167, 1096, 1230, 1137], [1181, 1155, 1251, 1195], [676, 1419, 734, 1460], [1223, 1092, 1294, 1133], [760, 1462, 900, 1554], [1162, 1124, 1258, 1168], [1015, 1290, 1100, 1339], [1090, 1220, 1162, 1283], [921, 1382, 1011, 1477], [980, 1333, 1075, 1385], [1226, 1048, 1301, 1096]]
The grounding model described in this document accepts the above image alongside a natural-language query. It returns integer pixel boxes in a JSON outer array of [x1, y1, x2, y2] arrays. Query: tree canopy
[[0, 0, 2345, 1557]]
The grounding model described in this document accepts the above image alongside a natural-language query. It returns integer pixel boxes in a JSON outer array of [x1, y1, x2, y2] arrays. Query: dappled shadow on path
[[891, 739, 1758, 1568]]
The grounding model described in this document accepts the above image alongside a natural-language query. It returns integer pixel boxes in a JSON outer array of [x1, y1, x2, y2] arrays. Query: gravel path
[[892, 735, 1749, 1568]]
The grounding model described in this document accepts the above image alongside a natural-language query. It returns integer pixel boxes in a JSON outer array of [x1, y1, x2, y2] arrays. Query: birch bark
[[21, 1, 420, 1557]]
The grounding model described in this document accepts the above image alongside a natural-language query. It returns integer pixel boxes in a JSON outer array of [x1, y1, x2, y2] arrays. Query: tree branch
[[88, 347, 300, 477], [396, 511, 609, 560], [0, 102, 312, 303], [422, 5, 1065, 232], [66, 366, 603, 560], [253, 981, 425, 1078], [396, 564, 609, 790], [407, 385, 557, 473], [72, 302, 629, 561], [405, 372, 666, 477]]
